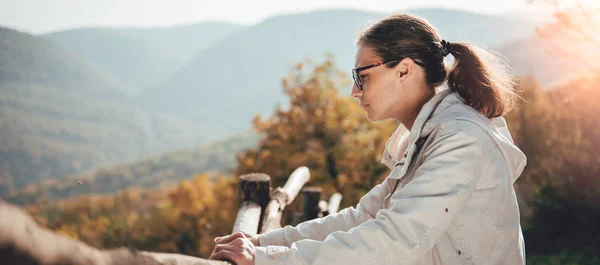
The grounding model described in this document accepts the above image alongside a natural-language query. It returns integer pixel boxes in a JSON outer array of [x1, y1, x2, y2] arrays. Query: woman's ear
[[396, 58, 413, 79]]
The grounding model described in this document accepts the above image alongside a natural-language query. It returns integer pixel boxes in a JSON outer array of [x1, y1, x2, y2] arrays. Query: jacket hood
[[382, 88, 527, 183]]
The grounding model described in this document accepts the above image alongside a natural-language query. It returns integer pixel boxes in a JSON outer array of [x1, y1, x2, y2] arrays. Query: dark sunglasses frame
[[352, 58, 426, 91]]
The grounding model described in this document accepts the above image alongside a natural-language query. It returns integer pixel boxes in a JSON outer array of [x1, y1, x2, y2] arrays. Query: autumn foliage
[[235, 55, 397, 211]]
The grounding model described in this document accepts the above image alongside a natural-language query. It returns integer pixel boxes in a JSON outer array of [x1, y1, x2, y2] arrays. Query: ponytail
[[446, 42, 517, 118]]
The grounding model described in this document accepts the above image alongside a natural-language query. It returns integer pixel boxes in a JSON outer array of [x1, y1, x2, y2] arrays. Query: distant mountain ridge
[[4, 8, 582, 201], [140, 8, 539, 137], [0, 27, 128, 96], [44, 22, 243, 93]]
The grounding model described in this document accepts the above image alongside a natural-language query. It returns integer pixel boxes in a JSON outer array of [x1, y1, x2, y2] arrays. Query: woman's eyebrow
[[360, 67, 376, 75]]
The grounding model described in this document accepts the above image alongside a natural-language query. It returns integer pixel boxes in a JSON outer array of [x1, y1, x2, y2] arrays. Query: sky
[[1, 0, 546, 35]]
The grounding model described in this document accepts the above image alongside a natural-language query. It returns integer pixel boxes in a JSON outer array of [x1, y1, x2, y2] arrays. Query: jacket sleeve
[[255, 126, 487, 265], [258, 180, 387, 247]]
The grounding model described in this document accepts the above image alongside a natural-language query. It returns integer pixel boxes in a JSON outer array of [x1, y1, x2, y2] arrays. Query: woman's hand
[[214, 231, 259, 246], [210, 232, 257, 265]]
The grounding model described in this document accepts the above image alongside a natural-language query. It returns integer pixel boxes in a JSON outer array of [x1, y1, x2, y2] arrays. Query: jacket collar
[[381, 88, 453, 169], [408, 88, 454, 145]]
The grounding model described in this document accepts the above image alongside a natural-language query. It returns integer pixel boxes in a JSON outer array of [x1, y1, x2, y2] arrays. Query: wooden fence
[[0, 166, 342, 265]]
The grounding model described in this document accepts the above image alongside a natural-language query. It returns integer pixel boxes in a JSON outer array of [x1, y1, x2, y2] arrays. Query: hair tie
[[440, 40, 451, 57]]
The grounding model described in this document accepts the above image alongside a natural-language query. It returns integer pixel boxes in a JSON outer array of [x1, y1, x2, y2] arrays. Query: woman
[[210, 13, 527, 265]]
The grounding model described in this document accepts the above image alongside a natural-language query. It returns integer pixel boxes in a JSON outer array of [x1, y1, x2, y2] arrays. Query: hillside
[[44, 22, 243, 92], [5, 131, 260, 205], [0, 27, 204, 195]]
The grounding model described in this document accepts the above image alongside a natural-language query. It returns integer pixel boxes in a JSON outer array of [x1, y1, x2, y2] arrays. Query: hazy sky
[[2, 0, 540, 34]]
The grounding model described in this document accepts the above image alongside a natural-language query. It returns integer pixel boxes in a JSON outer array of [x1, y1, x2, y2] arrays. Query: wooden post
[[260, 167, 310, 233], [232, 173, 271, 234], [301, 186, 322, 222], [318, 200, 328, 215], [280, 167, 311, 203], [327, 193, 343, 215]]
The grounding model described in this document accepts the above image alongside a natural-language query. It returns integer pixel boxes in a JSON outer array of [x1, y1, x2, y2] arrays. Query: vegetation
[[6, 132, 259, 205], [26, 173, 238, 258], [234, 56, 398, 222], [509, 75, 600, 264]]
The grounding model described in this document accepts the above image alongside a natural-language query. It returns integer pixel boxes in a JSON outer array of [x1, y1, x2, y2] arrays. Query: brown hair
[[358, 14, 517, 118]]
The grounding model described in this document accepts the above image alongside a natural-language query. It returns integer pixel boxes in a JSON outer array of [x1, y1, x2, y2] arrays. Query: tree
[[234, 55, 398, 215], [507, 73, 600, 260], [506, 76, 586, 218]]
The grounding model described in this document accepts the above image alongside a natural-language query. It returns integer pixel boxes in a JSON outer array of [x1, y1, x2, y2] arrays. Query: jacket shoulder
[[430, 116, 497, 153]]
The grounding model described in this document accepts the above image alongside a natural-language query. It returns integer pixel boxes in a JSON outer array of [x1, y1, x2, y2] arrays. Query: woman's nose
[[351, 83, 362, 98]]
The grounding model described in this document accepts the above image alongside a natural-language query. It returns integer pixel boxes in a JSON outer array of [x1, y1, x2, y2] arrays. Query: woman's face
[[351, 43, 430, 126]]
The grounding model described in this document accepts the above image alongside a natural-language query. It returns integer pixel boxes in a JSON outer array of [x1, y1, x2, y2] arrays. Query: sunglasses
[[352, 58, 425, 91]]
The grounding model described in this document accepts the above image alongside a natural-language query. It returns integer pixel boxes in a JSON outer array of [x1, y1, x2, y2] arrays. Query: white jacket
[[255, 89, 527, 265]]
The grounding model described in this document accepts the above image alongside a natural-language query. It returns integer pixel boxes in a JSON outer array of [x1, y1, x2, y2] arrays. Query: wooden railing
[[0, 166, 342, 265]]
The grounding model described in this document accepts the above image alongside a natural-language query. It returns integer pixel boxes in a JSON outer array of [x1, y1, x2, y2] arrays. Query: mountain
[[407, 8, 537, 45], [0, 27, 204, 195], [0, 8, 550, 199], [44, 22, 243, 93], [0, 27, 127, 96], [5, 131, 260, 205], [140, 8, 539, 138], [500, 34, 600, 87]]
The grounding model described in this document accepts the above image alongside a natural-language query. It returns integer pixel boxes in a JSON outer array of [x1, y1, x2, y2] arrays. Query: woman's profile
[[210, 13, 527, 265]]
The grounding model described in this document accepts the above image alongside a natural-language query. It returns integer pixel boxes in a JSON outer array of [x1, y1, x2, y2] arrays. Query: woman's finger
[[211, 243, 241, 259], [210, 248, 241, 264], [215, 231, 247, 244], [231, 237, 248, 246]]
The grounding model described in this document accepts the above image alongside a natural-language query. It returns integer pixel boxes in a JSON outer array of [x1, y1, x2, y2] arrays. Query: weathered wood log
[[301, 186, 322, 222], [327, 193, 343, 215], [259, 167, 310, 233], [280, 167, 311, 203], [232, 173, 270, 234], [232, 202, 262, 234], [141, 251, 229, 265], [0, 199, 227, 265]]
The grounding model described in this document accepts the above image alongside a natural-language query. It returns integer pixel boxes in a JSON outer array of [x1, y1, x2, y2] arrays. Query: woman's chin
[[365, 112, 380, 123]]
